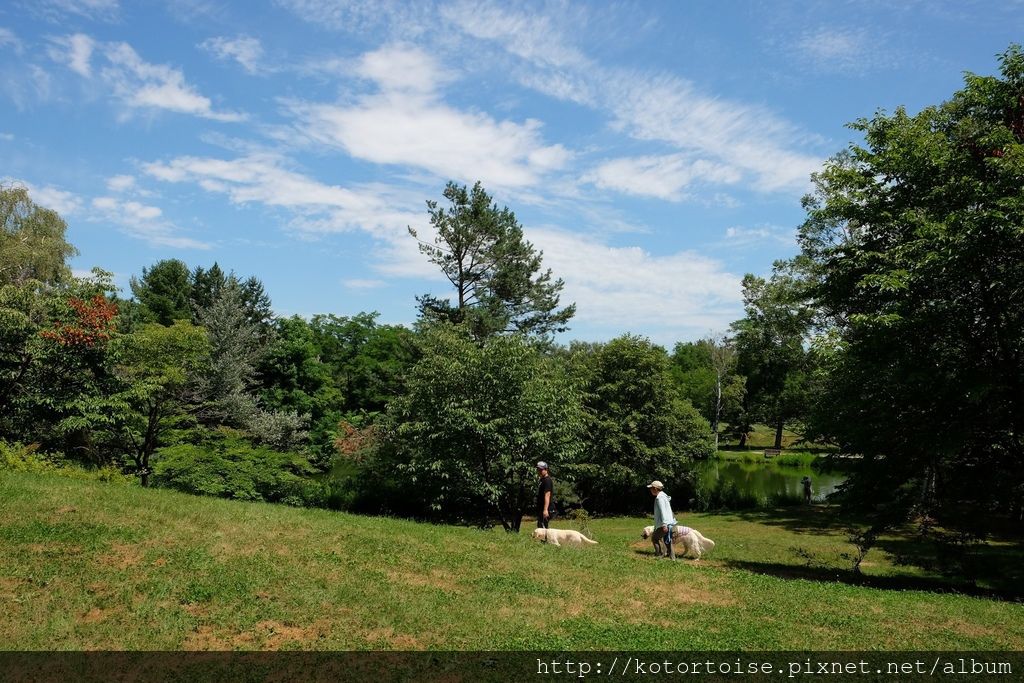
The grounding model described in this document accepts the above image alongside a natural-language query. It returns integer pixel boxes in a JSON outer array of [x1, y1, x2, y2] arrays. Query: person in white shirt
[[647, 480, 678, 560]]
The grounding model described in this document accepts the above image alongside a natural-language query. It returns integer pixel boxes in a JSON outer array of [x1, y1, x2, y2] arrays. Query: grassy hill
[[2, 471, 1022, 650]]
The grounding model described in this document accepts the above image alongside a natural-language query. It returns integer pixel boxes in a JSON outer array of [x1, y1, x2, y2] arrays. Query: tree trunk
[[738, 431, 747, 448], [713, 373, 722, 451], [774, 420, 784, 450]]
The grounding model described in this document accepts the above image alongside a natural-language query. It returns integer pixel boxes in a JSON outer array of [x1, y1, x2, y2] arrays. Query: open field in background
[[2, 471, 1022, 651], [718, 424, 837, 453]]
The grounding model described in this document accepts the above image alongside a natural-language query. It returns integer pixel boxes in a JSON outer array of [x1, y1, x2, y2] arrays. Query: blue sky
[[2, 0, 1021, 345]]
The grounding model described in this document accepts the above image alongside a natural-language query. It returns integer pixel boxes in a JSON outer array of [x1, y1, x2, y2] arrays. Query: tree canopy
[[410, 181, 575, 339], [794, 45, 1024, 531], [0, 185, 78, 287]]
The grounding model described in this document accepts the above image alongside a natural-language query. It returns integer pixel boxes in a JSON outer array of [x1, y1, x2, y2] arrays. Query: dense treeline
[[0, 181, 726, 523], [3, 47, 1023, 541]]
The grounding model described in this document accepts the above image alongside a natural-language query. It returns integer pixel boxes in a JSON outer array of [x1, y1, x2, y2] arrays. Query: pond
[[693, 457, 848, 504]]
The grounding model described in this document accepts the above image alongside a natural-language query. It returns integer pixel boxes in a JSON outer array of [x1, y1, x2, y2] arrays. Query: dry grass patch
[[97, 542, 143, 570], [383, 566, 459, 592]]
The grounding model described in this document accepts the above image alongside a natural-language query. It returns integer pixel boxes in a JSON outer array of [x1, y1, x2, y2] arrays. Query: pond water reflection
[[693, 458, 848, 504]]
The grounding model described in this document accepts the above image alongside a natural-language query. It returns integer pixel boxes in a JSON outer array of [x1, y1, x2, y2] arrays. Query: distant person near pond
[[648, 480, 678, 560], [801, 476, 812, 504], [536, 461, 556, 529]]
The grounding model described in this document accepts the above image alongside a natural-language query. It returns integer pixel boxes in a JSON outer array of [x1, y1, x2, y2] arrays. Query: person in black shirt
[[536, 461, 555, 529]]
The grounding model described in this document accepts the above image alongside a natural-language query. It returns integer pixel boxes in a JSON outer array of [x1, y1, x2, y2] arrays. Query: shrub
[[1, 440, 131, 483], [151, 431, 323, 506]]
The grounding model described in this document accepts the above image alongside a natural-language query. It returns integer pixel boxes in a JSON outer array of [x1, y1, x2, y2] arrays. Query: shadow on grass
[[720, 558, 1024, 602], [712, 505, 1024, 603]]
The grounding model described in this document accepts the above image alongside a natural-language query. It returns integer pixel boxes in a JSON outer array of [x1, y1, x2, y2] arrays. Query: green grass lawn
[[719, 424, 836, 452], [2, 471, 1022, 650]]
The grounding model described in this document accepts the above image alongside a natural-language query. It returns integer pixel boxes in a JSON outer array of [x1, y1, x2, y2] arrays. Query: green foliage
[[794, 44, 1024, 533], [190, 262, 274, 336], [411, 181, 575, 339], [0, 441, 130, 483], [0, 271, 121, 460], [130, 259, 192, 326], [107, 321, 211, 484], [0, 184, 78, 287], [193, 282, 267, 427], [566, 507, 593, 539], [151, 431, 323, 506], [257, 313, 416, 466], [0, 441, 56, 473], [731, 271, 814, 449], [570, 334, 714, 513], [379, 325, 585, 530], [670, 336, 745, 447]]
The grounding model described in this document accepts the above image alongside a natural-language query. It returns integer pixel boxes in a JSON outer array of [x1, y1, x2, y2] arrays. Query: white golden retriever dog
[[641, 525, 715, 559], [532, 528, 598, 547]]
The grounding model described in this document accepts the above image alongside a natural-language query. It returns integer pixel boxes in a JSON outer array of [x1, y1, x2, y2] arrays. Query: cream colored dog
[[641, 525, 715, 559], [532, 527, 598, 547]]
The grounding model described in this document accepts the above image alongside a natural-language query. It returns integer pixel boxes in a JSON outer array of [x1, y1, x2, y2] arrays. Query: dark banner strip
[[0, 652, 1021, 683]]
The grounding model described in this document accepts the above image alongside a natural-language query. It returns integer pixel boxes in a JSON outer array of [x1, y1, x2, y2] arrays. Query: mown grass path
[[2, 472, 1022, 650]]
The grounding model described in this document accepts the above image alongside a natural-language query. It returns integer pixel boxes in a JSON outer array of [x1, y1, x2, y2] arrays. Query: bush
[[151, 431, 324, 506], [1, 440, 131, 483], [1, 441, 56, 473]]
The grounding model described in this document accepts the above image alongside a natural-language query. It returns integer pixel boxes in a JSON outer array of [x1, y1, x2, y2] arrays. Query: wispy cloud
[[1, 64, 54, 110], [273, 0, 432, 38], [90, 196, 211, 249], [143, 152, 440, 277], [440, 0, 590, 70], [289, 44, 569, 189], [49, 33, 95, 77], [585, 153, 741, 201], [23, 0, 119, 22], [443, 2, 823, 195], [200, 36, 265, 75], [49, 33, 246, 122], [723, 224, 795, 248], [0, 27, 23, 54], [793, 27, 895, 74]]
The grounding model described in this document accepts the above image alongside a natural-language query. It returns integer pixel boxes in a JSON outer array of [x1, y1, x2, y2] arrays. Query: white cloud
[[4, 178, 83, 216], [90, 196, 210, 249], [291, 44, 569, 189], [354, 42, 451, 93], [531, 227, 743, 336], [723, 224, 795, 248], [106, 174, 136, 192], [200, 36, 264, 74], [0, 132, 13, 141], [586, 154, 742, 201], [49, 34, 245, 122], [63, 34, 95, 77]]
